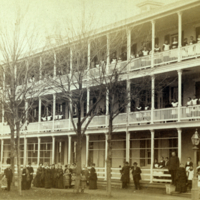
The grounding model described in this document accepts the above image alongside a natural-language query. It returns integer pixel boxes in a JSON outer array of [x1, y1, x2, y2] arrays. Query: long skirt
[[89, 179, 97, 189], [1, 176, 7, 189], [63, 174, 71, 188]]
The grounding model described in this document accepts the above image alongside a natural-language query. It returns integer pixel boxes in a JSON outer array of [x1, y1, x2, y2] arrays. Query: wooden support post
[[37, 137, 41, 166], [151, 75, 155, 124], [150, 130, 155, 183], [177, 128, 182, 162], [86, 135, 89, 167], [68, 136, 71, 164], [178, 70, 182, 122], [52, 136, 55, 164]]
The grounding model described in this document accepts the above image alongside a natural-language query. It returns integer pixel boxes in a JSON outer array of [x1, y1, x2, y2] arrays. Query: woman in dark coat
[[131, 162, 141, 190], [89, 167, 97, 189], [44, 165, 52, 189], [57, 165, 64, 189], [175, 164, 187, 193], [50, 164, 56, 188], [34, 164, 43, 187], [21, 166, 30, 190], [120, 162, 130, 189]]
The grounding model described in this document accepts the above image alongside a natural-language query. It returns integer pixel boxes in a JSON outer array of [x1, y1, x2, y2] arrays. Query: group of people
[[33, 163, 97, 191], [120, 162, 142, 190]]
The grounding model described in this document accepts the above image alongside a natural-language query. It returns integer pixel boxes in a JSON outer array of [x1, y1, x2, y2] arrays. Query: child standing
[[187, 166, 194, 190]]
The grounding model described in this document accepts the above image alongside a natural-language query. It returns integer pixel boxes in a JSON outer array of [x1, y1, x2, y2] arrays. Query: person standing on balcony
[[141, 46, 149, 67], [154, 44, 161, 64], [182, 38, 189, 58], [168, 151, 180, 185], [120, 162, 130, 189], [171, 99, 178, 120], [171, 37, 178, 61], [163, 40, 170, 63], [191, 95, 198, 119], [131, 162, 141, 190], [188, 36, 196, 56], [196, 34, 200, 55], [186, 97, 192, 118]]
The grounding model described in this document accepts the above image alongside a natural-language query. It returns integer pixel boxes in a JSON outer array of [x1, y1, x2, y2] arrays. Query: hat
[[133, 162, 137, 165]]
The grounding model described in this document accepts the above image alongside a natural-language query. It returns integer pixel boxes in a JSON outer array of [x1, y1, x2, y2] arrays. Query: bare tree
[[0, 8, 45, 195]]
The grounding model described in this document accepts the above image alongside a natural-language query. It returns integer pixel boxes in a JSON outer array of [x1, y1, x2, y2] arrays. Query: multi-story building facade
[[1, 0, 200, 183]]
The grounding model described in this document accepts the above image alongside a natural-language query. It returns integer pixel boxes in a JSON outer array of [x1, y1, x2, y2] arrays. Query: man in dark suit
[[4, 165, 13, 191], [27, 162, 34, 189], [168, 151, 180, 185], [131, 162, 142, 190]]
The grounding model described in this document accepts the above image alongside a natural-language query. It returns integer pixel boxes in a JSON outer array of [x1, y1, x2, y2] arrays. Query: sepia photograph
[[0, 0, 200, 199]]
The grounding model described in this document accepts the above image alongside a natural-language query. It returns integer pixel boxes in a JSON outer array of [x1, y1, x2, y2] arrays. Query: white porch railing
[[181, 105, 200, 120], [40, 121, 53, 132], [88, 115, 106, 128], [154, 107, 178, 122], [113, 113, 127, 125], [181, 43, 200, 60], [129, 110, 151, 124], [54, 119, 69, 131]]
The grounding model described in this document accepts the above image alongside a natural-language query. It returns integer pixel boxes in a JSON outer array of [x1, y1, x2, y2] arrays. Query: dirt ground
[[0, 186, 184, 200]]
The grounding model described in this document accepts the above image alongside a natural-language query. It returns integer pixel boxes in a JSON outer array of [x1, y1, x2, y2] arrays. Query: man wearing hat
[[131, 162, 142, 190], [4, 164, 13, 191], [27, 162, 34, 189]]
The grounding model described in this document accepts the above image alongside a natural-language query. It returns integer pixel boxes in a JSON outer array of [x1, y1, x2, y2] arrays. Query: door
[[196, 27, 200, 40], [131, 43, 137, 55], [195, 81, 200, 98]]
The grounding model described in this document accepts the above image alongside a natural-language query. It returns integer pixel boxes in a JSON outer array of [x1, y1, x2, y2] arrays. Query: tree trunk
[[16, 125, 22, 195], [106, 116, 112, 197], [75, 122, 82, 193]]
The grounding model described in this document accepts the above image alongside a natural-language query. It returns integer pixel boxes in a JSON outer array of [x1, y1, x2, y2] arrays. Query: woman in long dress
[[44, 165, 52, 189], [33, 163, 43, 187], [57, 165, 63, 189], [89, 167, 97, 189], [175, 164, 187, 193], [21, 166, 30, 190], [63, 165, 71, 189]]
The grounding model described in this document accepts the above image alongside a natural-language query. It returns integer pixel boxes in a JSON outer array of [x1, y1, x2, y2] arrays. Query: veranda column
[[177, 128, 182, 162], [38, 97, 41, 133], [88, 40, 90, 70], [37, 137, 41, 166], [126, 130, 130, 162], [23, 136, 27, 166], [177, 70, 182, 122], [105, 133, 108, 180], [25, 101, 28, 126], [151, 75, 155, 124], [1, 139, 4, 173], [39, 56, 42, 82], [68, 135, 71, 164], [126, 79, 131, 125], [151, 20, 156, 68], [177, 11, 182, 62], [106, 34, 110, 74], [106, 89, 109, 127], [52, 136, 55, 164], [86, 134, 89, 167], [52, 94, 56, 131], [127, 28, 131, 61], [69, 48, 73, 130], [150, 130, 155, 183], [53, 52, 56, 77]]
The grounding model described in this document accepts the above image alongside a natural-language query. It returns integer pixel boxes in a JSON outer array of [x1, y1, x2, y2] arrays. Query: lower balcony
[[1, 105, 200, 135]]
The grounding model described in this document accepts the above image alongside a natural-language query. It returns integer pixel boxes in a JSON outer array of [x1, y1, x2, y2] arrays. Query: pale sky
[[0, 0, 179, 49]]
